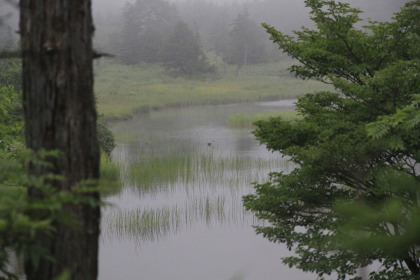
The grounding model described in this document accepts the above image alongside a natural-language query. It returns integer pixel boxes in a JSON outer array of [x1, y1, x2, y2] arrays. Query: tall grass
[[100, 152, 120, 181], [103, 194, 250, 242], [227, 110, 301, 128], [127, 148, 290, 194]]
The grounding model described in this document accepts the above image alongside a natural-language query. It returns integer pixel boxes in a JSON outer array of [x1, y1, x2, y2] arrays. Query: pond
[[99, 100, 315, 280]]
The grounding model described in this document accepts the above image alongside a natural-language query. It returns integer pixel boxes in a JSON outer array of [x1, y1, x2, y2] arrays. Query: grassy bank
[[227, 110, 301, 128], [94, 60, 328, 122]]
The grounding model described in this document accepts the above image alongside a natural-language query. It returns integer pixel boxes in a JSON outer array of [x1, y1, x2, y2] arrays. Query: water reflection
[[103, 195, 253, 243], [103, 145, 291, 242], [99, 101, 315, 280]]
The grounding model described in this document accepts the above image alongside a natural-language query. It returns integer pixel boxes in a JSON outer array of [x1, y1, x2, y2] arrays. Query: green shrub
[[97, 123, 115, 158], [0, 58, 22, 91]]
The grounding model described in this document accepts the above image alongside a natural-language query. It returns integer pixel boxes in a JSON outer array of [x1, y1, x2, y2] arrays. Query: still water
[[99, 100, 315, 280]]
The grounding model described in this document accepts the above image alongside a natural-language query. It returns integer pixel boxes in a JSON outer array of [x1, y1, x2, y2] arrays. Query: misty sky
[[1, 0, 409, 29], [91, 0, 407, 22], [92, 0, 248, 14], [0, 0, 410, 44]]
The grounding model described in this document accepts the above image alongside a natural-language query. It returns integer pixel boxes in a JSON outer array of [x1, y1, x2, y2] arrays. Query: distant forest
[[0, 0, 410, 63], [91, 0, 409, 68], [92, 0, 409, 51], [0, 0, 411, 77]]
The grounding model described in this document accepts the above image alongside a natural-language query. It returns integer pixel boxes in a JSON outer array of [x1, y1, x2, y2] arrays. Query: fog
[[89, 0, 410, 57], [92, 0, 407, 27], [0, 0, 410, 51], [93, 0, 248, 13], [0, 0, 410, 28], [92, 0, 407, 22]]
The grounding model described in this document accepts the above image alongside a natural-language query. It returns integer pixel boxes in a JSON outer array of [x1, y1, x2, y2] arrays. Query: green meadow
[[94, 59, 328, 122]]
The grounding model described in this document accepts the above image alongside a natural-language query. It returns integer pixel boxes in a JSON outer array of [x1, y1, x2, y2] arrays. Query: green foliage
[[97, 122, 115, 158], [0, 84, 104, 278], [0, 58, 24, 153], [0, 149, 101, 280], [0, 58, 22, 91], [243, 1, 420, 279], [0, 86, 23, 150]]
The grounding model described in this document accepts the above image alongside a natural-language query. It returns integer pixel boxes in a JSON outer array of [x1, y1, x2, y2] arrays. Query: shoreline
[[99, 95, 297, 125]]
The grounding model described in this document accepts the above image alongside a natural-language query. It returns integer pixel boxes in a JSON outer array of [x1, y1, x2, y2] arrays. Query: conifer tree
[[162, 20, 215, 77], [224, 9, 267, 75]]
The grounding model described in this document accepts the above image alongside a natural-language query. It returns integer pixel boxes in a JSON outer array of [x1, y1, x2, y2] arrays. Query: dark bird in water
[[207, 141, 215, 147]]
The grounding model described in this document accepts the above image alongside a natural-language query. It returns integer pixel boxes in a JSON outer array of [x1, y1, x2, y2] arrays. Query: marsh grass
[[107, 207, 180, 241], [101, 146, 294, 241], [227, 110, 301, 128], [94, 60, 329, 122], [103, 194, 251, 241], [128, 148, 289, 194], [129, 152, 188, 191]]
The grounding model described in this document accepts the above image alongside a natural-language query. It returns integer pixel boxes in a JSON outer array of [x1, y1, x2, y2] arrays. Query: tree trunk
[[20, 1, 100, 279], [243, 42, 248, 67]]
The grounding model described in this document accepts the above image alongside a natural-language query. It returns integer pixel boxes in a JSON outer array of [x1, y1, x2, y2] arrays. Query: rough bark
[[20, 1, 100, 279]]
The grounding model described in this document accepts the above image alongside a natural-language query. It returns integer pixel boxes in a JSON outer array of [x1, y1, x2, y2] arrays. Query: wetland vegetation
[[227, 110, 300, 128], [94, 59, 328, 122]]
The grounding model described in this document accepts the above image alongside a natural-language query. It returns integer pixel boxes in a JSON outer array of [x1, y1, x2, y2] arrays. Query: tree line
[[103, 0, 274, 77], [93, 0, 407, 78]]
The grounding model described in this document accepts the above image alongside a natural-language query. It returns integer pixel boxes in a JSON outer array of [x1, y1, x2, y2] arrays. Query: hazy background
[[92, 0, 408, 26], [0, 0, 411, 53], [88, 0, 409, 59]]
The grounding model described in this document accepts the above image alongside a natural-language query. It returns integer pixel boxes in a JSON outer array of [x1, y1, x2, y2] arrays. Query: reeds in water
[[127, 148, 290, 194]]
